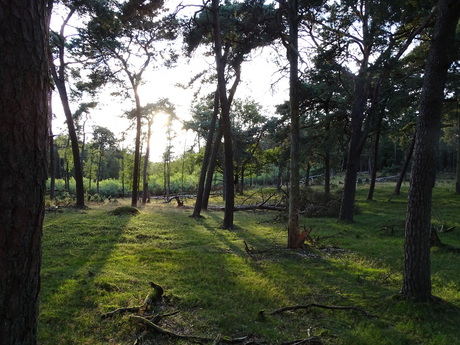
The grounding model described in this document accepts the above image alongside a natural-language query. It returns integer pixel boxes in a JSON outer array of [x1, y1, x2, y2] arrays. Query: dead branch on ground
[[101, 306, 141, 319], [270, 303, 375, 318], [281, 337, 323, 345], [130, 315, 250, 344]]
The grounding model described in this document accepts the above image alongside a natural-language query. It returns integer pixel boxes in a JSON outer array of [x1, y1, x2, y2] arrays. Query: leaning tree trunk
[[401, 0, 460, 302], [51, 62, 86, 208], [49, 9, 85, 209], [394, 132, 416, 196], [202, 121, 223, 210], [0, 1, 49, 343]]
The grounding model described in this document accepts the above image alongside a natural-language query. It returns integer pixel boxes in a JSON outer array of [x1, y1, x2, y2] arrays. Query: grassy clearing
[[39, 183, 460, 344]]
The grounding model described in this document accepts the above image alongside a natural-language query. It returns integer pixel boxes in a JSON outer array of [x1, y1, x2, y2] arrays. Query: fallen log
[[205, 204, 285, 212]]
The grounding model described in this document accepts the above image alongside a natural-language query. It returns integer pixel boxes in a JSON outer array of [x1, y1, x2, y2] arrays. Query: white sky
[[51, 0, 289, 163]]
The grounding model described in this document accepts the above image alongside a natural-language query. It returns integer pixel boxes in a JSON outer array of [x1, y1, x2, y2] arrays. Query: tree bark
[[339, 75, 370, 221], [48, 91, 56, 200], [401, 0, 460, 302], [131, 85, 142, 207], [285, 0, 301, 248], [0, 1, 49, 343], [202, 121, 223, 210], [193, 90, 219, 216], [456, 110, 460, 194], [367, 108, 384, 200]]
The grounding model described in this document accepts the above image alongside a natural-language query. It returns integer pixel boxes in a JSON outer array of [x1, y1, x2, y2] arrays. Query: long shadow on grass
[[168, 210, 419, 344], [39, 209, 131, 341]]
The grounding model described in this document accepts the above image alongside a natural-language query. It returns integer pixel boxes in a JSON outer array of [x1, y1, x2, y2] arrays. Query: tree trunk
[[324, 151, 330, 198], [401, 0, 460, 302], [202, 121, 223, 210], [49, 9, 85, 209], [193, 90, 219, 217], [51, 60, 85, 208], [240, 166, 245, 196], [339, 76, 370, 221], [394, 133, 416, 196], [367, 109, 384, 200], [212, 0, 236, 229], [456, 111, 460, 194], [131, 85, 142, 207], [285, 0, 300, 248], [142, 120, 152, 205], [48, 91, 56, 201], [0, 1, 49, 343]]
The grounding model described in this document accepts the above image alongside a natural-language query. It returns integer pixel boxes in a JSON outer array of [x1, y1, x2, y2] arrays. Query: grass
[[39, 183, 460, 344]]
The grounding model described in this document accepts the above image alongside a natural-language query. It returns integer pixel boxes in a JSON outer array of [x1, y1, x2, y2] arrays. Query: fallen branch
[[129, 315, 249, 343], [166, 195, 184, 207], [281, 337, 323, 345], [206, 204, 285, 212], [243, 241, 280, 256], [270, 303, 375, 317], [101, 306, 141, 319]]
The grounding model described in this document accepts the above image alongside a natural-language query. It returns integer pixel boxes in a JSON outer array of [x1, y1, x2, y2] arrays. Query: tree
[[280, 0, 301, 248], [188, 91, 220, 218], [49, 6, 86, 208], [231, 98, 266, 195], [185, 0, 280, 228], [0, 0, 49, 343], [92, 126, 117, 194], [310, 0, 437, 221], [401, 0, 460, 302], [126, 99, 175, 203], [79, 0, 178, 207]]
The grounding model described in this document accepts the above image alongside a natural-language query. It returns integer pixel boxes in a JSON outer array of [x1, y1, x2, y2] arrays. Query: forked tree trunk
[[401, 0, 460, 302], [0, 1, 49, 343], [193, 90, 219, 216], [367, 109, 384, 200], [212, 0, 237, 229], [339, 76, 370, 221]]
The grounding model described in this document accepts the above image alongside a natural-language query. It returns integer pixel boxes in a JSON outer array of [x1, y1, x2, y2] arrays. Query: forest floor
[[39, 182, 460, 345]]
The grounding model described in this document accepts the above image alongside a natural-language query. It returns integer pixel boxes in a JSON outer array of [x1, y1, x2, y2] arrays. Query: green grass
[[39, 184, 460, 344]]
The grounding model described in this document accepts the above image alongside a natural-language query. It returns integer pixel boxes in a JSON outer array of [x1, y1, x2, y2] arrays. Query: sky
[[51, 0, 289, 163]]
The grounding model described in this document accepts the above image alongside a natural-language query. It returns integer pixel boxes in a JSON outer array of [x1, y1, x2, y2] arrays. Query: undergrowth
[[39, 184, 460, 345]]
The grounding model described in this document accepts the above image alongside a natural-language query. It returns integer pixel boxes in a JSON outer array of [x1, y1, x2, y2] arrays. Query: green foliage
[[40, 185, 460, 344]]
